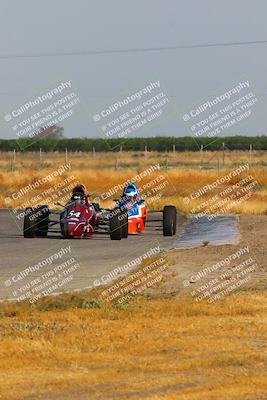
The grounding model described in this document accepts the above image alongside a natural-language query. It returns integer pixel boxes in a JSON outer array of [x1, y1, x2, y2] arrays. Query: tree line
[[0, 136, 266, 152]]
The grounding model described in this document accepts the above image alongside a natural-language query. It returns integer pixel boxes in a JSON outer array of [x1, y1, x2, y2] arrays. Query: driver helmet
[[72, 184, 87, 203], [123, 182, 138, 201], [72, 184, 86, 196]]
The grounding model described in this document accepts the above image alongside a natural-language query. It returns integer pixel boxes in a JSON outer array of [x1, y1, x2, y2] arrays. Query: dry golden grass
[[0, 291, 266, 400], [0, 150, 266, 214]]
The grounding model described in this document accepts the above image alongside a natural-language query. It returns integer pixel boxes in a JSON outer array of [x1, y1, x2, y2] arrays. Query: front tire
[[120, 209, 128, 238], [35, 205, 50, 237], [110, 209, 122, 240], [163, 205, 177, 236], [23, 207, 36, 238]]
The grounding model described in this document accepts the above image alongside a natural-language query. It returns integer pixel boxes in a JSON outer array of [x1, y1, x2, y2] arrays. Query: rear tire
[[110, 209, 122, 240], [23, 207, 36, 238], [170, 206, 177, 235], [163, 205, 177, 236]]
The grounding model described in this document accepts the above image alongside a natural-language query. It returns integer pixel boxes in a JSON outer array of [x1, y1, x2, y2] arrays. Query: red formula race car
[[23, 196, 128, 240]]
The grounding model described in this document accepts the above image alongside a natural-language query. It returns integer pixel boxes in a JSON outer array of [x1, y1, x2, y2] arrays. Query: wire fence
[[1, 143, 263, 172]]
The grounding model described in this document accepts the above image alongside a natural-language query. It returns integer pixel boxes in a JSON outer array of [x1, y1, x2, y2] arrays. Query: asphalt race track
[[0, 209, 186, 301]]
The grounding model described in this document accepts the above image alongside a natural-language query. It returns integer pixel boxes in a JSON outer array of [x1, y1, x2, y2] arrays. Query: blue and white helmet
[[123, 182, 138, 198]]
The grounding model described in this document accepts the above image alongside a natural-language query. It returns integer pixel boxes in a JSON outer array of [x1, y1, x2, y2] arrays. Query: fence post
[[39, 148, 42, 163], [92, 146, 96, 158], [200, 144, 203, 167], [222, 142, 225, 166], [65, 148, 68, 164], [173, 144, 176, 153], [11, 149, 16, 170], [165, 158, 168, 170], [144, 145, 147, 158], [249, 144, 253, 167]]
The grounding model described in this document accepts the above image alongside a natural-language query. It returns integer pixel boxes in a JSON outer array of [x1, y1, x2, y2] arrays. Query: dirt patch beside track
[[155, 214, 267, 297]]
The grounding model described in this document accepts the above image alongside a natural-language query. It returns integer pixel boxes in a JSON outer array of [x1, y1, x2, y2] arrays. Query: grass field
[[0, 291, 266, 400], [0, 150, 266, 214]]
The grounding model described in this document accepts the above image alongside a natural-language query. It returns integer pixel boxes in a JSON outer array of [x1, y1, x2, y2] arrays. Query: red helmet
[[72, 184, 86, 196]]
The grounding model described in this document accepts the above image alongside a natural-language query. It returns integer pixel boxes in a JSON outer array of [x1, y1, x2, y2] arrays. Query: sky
[[0, 0, 267, 140]]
